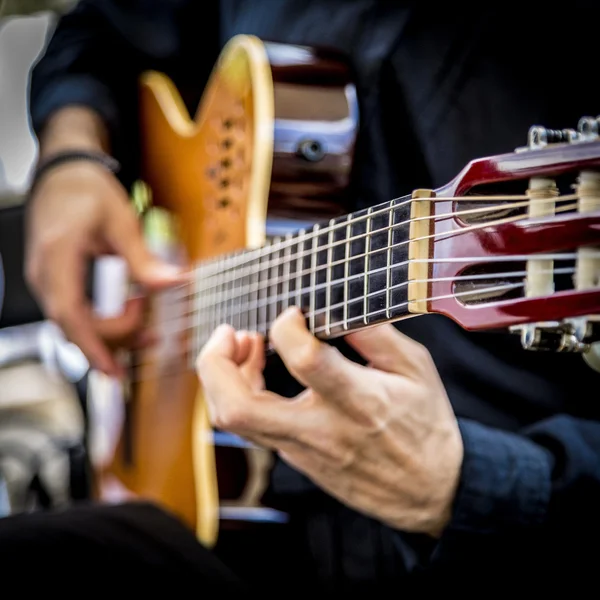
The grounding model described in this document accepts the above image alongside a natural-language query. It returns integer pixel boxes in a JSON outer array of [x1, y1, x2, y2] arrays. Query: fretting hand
[[196, 306, 464, 537]]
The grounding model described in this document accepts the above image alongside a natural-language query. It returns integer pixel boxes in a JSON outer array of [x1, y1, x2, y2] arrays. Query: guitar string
[[192, 192, 578, 277], [122, 274, 576, 383], [187, 208, 581, 310], [189, 265, 578, 325], [183, 256, 582, 328], [184, 243, 586, 357], [193, 193, 577, 280], [184, 200, 580, 305], [124, 266, 578, 374], [108, 193, 593, 372], [157, 245, 587, 360], [194, 191, 574, 272], [191, 194, 577, 293]]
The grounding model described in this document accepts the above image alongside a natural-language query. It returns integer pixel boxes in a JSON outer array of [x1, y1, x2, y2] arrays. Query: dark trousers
[[0, 501, 310, 595], [0, 496, 433, 596]]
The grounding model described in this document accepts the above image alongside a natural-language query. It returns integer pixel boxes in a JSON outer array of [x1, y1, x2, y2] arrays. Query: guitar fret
[[249, 256, 259, 332], [325, 219, 334, 336], [239, 260, 247, 331], [205, 269, 213, 340], [343, 215, 351, 330], [258, 251, 267, 334], [198, 269, 207, 353], [238, 266, 244, 328], [390, 200, 410, 320], [363, 207, 373, 324], [215, 258, 223, 327], [231, 265, 239, 329], [296, 230, 305, 309], [386, 199, 395, 318], [309, 225, 319, 333], [347, 209, 367, 328], [224, 267, 231, 326], [269, 237, 280, 327], [368, 203, 393, 325], [282, 233, 292, 311]]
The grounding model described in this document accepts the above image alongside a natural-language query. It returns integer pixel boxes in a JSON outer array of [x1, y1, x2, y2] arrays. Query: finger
[[93, 296, 146, 348], [233, 331, 253, 365], [43, 238, 122, 376], [269, 306, 361, 405], [345, 323, 434, 378], [240, 333, 266, 392], [196, 325, 298, 437], [103, 198, 190, 291]]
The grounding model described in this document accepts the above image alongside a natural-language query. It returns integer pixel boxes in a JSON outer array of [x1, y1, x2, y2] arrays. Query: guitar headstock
[[412, 115, 600, 358]]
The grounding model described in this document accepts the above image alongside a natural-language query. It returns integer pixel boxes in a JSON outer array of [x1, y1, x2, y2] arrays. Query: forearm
[[37, 106, 111, 160], [420, 415, 600, 578]]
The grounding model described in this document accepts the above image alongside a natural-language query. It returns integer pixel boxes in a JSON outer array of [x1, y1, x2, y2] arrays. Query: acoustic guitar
[[89, 34, 600, 548]]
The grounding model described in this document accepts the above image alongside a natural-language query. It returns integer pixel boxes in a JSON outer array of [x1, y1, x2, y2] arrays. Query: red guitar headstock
[[417, 115, 600, 357]]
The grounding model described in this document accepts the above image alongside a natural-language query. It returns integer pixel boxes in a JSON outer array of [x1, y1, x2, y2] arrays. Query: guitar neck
[[192, 193, 417, 353]]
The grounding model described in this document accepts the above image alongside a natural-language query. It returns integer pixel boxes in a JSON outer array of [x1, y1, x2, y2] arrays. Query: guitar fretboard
[[191, 193, 415, 355]]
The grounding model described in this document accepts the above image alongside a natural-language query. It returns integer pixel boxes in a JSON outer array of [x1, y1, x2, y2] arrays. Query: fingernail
[[214, 323, 234, 338], [154, 263, 183, 278], [280, 306, 302, 319]]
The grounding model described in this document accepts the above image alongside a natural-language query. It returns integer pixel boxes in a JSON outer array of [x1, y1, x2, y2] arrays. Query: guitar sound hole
[[218, 198, 230, 208], [220, 179, 230, 188], [222, 138, 233, 150], [221, 158, 231, 169], [223, 119, 233, 129]]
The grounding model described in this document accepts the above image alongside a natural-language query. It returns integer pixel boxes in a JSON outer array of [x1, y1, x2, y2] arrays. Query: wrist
[[424, 426, 464, 538], [38, 106, 110, 159], [29, 150, 121, 197]]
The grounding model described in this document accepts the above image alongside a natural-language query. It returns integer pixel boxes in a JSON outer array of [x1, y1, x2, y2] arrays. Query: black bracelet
[[29, 150, 121, 195]]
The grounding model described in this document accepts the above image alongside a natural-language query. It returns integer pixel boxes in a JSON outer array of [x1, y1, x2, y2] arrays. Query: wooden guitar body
[[91, 35, 359, 545]]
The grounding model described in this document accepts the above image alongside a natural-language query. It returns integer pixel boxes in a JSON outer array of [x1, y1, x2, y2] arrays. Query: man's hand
[[196, 306, 464, 537], [26, 160, 186, 377]]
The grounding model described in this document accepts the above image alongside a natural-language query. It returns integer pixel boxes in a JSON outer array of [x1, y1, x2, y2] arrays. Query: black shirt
[[29, 0, 600, 590]]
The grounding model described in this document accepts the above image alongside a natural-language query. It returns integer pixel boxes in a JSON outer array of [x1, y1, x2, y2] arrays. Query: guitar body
[[91, 35, 358, 545]]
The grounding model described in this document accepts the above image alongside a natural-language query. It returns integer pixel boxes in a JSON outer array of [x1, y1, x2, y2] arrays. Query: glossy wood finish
[[427, 140, 600, 329], [93, 35, 358, 545], [265, 42, 358, 219]]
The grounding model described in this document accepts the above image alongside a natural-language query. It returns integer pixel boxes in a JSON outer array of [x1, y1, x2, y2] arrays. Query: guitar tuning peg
[[577, 115, 600, 139], [521, 125, 580, 152]]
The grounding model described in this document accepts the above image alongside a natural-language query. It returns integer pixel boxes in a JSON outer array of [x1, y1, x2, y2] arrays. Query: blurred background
[[0, 1, 74, 197], [0, 0, 88, 518]]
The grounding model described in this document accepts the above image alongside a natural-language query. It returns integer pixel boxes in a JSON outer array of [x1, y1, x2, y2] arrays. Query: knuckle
[[311, 426, 356, 469], [37, 232, 63, 255], [195, 352, 209, 374], [45, 297, 78, 326], [24, 259, 39, 289], [289, 339, 326, 375], [411, 340, 433, 368], [212, 404, 249, 432], [44, 301, 63, 324], [328, 441, 356, 470]]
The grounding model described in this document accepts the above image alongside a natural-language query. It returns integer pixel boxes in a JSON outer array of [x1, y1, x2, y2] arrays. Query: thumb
[[103, 197, 190, 290], [345, 323, 434, 379]]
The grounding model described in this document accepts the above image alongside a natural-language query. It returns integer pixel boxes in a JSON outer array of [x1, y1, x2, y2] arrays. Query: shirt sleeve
[[29, 0, 218, 186], [423, 414, 600, 580]]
